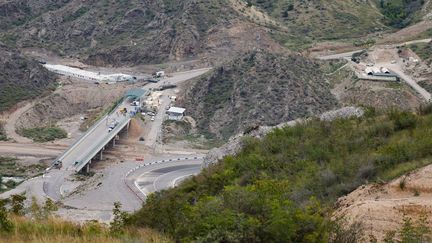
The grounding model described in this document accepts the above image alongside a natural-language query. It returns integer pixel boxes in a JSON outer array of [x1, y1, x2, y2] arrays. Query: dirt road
[[3, 102, 33, 143], [0, 142, 65, 157]]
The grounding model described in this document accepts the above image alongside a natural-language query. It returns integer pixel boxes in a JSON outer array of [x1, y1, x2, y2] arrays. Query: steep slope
[[246, 0, 385, 40], [178, 51, 338, 140], [130, 109, 432, 242], [0, 0, 283, 66], [2, 0, 430, 66], [0, 43, 56, 112], [336, 163, 432, 242]]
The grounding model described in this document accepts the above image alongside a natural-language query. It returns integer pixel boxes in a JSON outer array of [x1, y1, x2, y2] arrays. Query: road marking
[[171, 174, 193, 187], [125, 156, 204, 197], [134, 180, 147, 198]]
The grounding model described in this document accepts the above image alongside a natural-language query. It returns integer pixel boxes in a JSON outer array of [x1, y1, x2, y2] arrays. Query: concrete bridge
[[53, 89, 146, 173]]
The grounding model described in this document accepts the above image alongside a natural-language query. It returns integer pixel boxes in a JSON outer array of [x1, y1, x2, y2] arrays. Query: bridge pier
[[99, 150, 103, 160], [86, 163, 90, 173], [126, 120, 130, 132]]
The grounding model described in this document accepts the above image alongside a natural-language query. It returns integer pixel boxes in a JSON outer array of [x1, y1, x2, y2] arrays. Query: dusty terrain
[[13, 77, 140, 132], [335, 163, 432, 242]]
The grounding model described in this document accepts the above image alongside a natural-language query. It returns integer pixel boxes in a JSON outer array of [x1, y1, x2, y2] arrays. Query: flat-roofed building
[[167, 107, 186, 121]]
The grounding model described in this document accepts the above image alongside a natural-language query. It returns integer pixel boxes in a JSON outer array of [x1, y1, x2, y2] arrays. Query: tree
[[43, 198, 58, 216], [10, 194, 26, 216], [0, 199, 13, 232], [110, 202, 129, 235]]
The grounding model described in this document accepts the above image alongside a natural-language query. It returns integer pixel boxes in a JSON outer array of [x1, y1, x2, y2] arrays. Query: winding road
[[0, 68, 210, 222]]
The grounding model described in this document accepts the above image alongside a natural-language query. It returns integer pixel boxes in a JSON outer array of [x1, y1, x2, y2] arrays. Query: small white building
[[167, 107, 186, 121]]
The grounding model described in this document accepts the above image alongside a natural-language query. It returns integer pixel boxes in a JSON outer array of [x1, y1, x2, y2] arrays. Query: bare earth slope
[[336, 163, 432, 242], [179, 51, 339, 140]]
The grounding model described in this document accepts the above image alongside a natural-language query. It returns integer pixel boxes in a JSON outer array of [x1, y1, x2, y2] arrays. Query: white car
[[151, 116, 155, 121]]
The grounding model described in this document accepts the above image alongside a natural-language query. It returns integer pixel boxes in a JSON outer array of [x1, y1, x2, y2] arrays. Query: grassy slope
[[130, 108, 432, 241], [0, 215, 169, 243], [249, 0, 384, 39], [409, 42, 432, 65]]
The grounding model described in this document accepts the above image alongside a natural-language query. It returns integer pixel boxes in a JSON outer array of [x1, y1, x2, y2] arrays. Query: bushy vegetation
[[382, 215, 431, 242], [0, 122, 7, 141], [0, 196, 168, 243], [409, 42, 432, 65], [130, 109, 432, 241], [20, 126, 67, 142], [379, 0, 424, 28], [181, 51, 338, 140]]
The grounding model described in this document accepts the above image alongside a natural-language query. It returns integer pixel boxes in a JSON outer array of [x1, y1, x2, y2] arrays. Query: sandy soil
[[335, 164, 432, 242]]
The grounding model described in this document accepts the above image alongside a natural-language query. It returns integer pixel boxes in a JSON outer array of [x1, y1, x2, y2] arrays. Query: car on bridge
[[108, 121, 119, 132], [53, 160, 63, 169]]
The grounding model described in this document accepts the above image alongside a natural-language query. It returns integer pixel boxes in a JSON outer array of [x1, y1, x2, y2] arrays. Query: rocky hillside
[[1, 0, 430, 66], [0, 0, 283, 66], [178, 51, 338, 140], [0, 43, 56, 112]]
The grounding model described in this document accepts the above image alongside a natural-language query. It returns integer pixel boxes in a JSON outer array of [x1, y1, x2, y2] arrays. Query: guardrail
[[52, 115, 109, 165], [123, 156, 205, 202], [51, 98, 126, 168]]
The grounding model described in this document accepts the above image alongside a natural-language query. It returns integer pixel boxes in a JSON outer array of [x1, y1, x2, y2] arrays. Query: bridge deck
[[55, 99, 137, 172]]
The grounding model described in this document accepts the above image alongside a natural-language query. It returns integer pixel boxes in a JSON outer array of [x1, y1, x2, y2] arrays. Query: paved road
[[386, 63, 431, 101], [57, 157, 204, 222], [58, 99, 134, 171], [128, 159, 203, 199], [317, 50, 361, 60], [0, 68, 210, 222], [316, 38, 432, 60], [317, 39, 432, 101]]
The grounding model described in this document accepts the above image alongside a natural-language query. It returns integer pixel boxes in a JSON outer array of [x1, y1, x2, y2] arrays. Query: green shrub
[[389, 110, 417, 130], [130, 109, 432, 241], [20, 126, 67, 142]]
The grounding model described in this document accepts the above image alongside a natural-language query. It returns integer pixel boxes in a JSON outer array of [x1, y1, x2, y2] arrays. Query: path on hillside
[[3, 102, 34, 143]]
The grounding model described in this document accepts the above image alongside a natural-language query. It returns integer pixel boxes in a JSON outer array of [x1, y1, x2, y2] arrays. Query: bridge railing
[[74, 115, 131, 172], [50, 98, 126, 167]]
